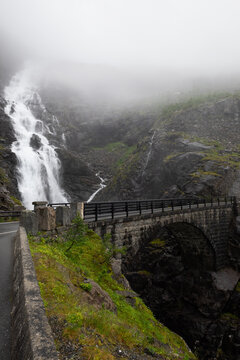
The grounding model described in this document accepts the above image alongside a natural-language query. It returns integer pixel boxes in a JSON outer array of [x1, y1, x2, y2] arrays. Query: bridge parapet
[[21, 198, 236, 271], [83, 197, 235, 222], [88, 203, 234, 271]]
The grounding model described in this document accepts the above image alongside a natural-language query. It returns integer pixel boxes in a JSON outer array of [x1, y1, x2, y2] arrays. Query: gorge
[[1, 61, 240, 359], [2, 2, 240, 358]]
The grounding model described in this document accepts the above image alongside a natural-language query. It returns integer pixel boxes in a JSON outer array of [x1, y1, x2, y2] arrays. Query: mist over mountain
[[1, 1, 240, 359]]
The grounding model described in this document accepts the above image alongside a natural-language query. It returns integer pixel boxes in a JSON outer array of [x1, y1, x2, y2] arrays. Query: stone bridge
[[88, 202, 237, 270], [20, 198, 238, 270]]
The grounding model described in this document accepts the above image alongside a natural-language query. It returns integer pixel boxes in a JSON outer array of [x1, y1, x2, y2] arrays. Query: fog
[[1, 0, 240, 101]]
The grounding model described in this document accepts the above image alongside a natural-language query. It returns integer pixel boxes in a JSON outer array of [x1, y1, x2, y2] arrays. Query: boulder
[[30, 134, 42, 150], [80, 279, 116, 312], [110, 258, 122, 276]]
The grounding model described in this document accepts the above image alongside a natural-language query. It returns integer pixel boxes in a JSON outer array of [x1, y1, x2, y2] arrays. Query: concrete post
[[20, 210, 38, 235], [56, 206, 71, 226], [36, 207, 56, 231], [32, 201, 48, 212], [70, 202, 84, 220]]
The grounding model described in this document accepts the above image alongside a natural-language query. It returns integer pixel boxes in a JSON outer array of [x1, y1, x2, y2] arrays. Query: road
[[0, 222, 19, 360]]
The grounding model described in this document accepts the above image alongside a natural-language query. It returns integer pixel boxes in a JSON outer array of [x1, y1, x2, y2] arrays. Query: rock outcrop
[[123, 222, 240, 360], [97, 96, 240, 201], [0, 95, 20, 209]]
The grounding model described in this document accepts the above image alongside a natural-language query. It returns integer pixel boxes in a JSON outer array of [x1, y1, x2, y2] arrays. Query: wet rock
[[0, 184, 15, 210], [211, 268, 240, 291], [111, 258, 122, 276], [57, 148, 98, 202], [116, 290, 139, 306], [123, 223, 240, 360], [0, 97, 20, 206], [30, 133, 42, 150], [81, 279, 116, 312], [180, 139, 213, 150]]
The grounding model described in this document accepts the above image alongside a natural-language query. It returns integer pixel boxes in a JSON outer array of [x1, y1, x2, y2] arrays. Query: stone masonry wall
[[12, 227, 58, 360], [88, 205, 233, 271]]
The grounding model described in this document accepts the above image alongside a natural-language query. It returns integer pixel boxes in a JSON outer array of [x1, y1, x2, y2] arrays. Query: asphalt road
[[0, 222, 19, 360]]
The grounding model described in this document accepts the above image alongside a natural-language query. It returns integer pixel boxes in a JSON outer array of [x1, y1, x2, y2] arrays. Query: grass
[[190, 170, 222, 178], [93, 141, 138, 175], [166, 132, 224, 148], [220, 313, 239, 322], [164, 152, 183, 163], [115, 144, 137, 168], [0, 167, 8, 184], [163, 132, 240, 172], [10, 196, 22, 206], [29, 217, 196, 360], [202, 150, 240, 169], [109, 147, 141, 189], [159, 92, 232, 119], [0, 217, 18, 223], [149, 239, 166, 247], [94, 142, 126, 152]]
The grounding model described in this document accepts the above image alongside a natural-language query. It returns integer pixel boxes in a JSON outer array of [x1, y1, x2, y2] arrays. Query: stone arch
[[181, 218, 217, 251], [163, 221, 216, 271], [139, 219, 216, 272]]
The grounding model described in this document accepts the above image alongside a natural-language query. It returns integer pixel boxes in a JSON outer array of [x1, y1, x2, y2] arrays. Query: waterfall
[[4, 65, 68, 209], [142, 130, 156, 176], [87, 173, 106, 203]]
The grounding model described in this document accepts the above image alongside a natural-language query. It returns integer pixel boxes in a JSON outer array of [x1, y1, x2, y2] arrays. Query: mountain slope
[[97, 94, 240, 201]]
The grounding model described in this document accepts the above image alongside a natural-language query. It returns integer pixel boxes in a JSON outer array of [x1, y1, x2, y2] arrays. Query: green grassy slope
[[29, 217, 196, 360]]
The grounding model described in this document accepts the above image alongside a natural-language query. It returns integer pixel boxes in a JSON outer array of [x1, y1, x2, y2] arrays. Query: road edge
[[11, 226, 59, 359]]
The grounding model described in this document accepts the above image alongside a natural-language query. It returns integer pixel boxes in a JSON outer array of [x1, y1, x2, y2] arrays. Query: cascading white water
[[87, 173, 106, 203], [142, 130, 156, 176], [4, 65, 68, 209]]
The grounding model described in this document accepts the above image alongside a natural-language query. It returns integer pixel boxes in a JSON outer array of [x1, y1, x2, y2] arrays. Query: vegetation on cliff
[[29, 217, 196, 360], [96, 93, 240, 201]]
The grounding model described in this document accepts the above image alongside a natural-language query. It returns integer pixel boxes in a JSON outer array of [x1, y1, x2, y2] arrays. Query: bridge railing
[[48, 203, 71, 208], [83, 196, 235, 221]]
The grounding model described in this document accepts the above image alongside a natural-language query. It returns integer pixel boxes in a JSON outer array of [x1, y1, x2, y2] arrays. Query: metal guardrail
[[48, 203, 71, 208], [0, 211, 21, 218], [83, 197, 236, 221], [1, 197, 235, 221]]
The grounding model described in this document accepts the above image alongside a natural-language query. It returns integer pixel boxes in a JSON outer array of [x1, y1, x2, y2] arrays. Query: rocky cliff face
[[39, 80, 157, 201], [0, 95, 20, 210], [122, 221, 240, 360], [3, 71, 240, 207], [2, 66, 240, 360], [97, 95, 240, 201]]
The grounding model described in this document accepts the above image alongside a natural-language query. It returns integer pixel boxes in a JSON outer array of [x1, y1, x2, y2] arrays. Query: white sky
[[1, 0, 240, 74]]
